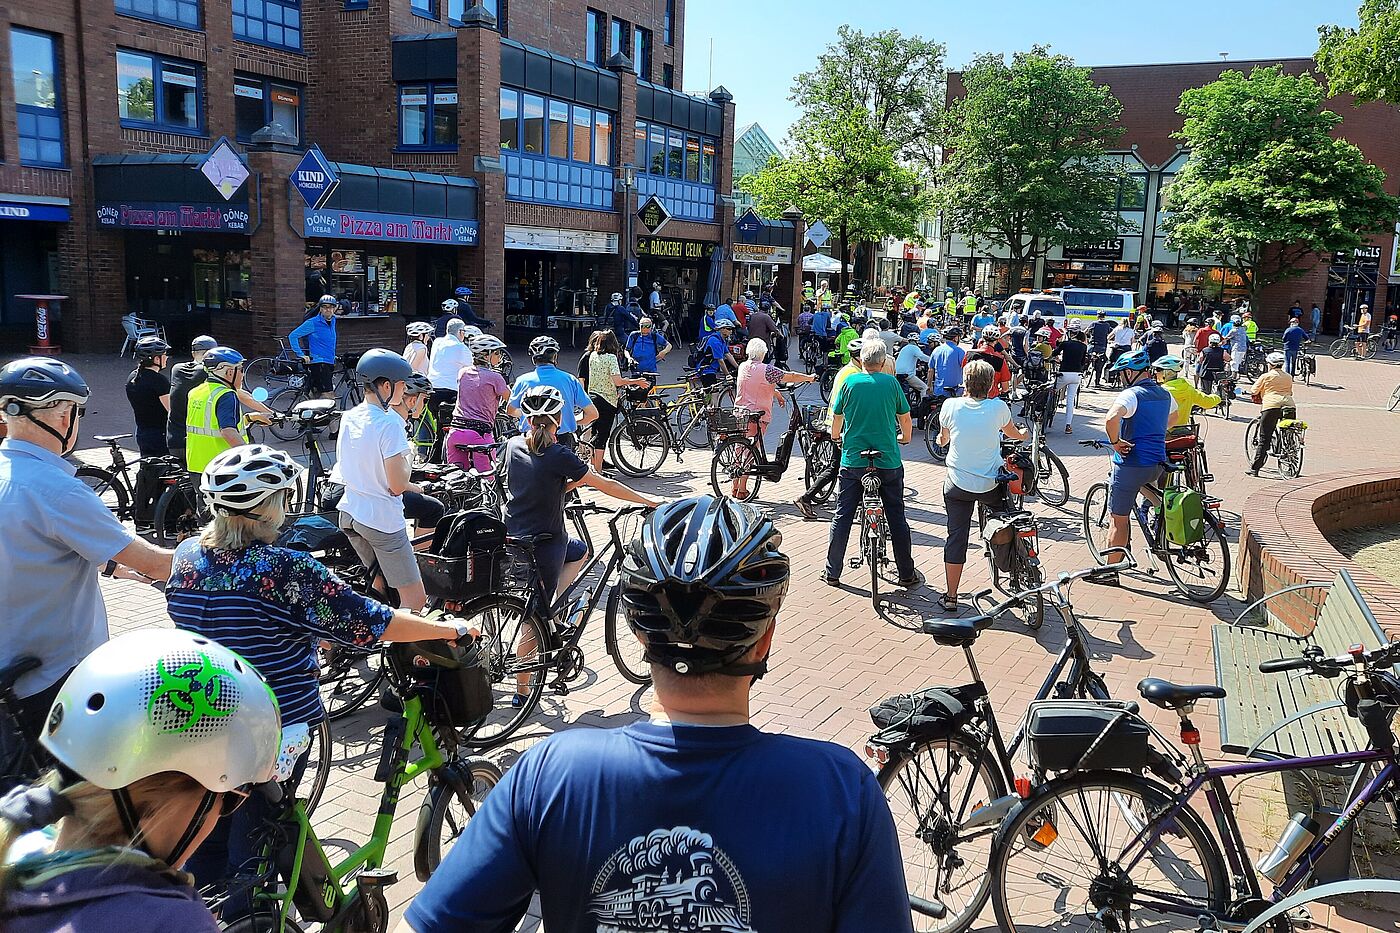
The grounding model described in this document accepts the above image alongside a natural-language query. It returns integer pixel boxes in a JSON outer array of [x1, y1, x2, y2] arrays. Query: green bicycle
[[217, 638, 502, 933]]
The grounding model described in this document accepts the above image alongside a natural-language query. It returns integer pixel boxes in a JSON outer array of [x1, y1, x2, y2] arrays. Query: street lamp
[[620, 163, 638, 290]]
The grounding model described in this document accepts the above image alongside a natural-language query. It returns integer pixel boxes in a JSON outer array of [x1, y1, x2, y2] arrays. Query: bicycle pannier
[[419, 510, 507, 598], [276, 514, 351, 554], [1026, 700, 1149, 772], [1163, 487, 1205, 545], [869, 686, 975, 740], [392, 638, 492, 728]]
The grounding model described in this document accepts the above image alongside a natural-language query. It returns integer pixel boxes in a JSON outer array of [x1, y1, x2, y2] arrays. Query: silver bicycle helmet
[[201, 444, 304, 515], [469, 334, 506, 355], [519, 384, 565, 420], [529, 335, 561, 360]]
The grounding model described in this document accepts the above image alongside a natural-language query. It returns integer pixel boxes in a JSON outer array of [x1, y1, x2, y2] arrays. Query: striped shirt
[[166, 541, 394, 726]]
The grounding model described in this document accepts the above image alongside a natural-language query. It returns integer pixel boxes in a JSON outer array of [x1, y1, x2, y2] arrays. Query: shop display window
[[305, 248, 398, 317], [11, 29, 63, 167], [117, 50, 202, 134], [193, 249, 251, 312]]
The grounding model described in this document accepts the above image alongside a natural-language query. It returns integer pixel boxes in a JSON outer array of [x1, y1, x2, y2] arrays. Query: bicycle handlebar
[[1258, 642, 1400, 678]]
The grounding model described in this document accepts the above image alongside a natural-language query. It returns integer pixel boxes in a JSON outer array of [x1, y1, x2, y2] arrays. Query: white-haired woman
[[731, 337, 815, 498]]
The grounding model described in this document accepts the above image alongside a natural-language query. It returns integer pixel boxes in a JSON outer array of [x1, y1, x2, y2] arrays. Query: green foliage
[[1163, 65, 1400, 301], [1317, 0, 1400, 104], [934, 47, 1126, 289]]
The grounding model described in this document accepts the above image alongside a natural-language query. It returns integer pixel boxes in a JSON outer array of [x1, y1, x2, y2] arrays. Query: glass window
[[11, 29, 62, 167], [116, 50, 155, 122], [571, 105, 591, 162], [664, 0, 674, 45], [633, 26, 651, 80], [701, 138, 716, 184], [234, 76, 265, 139], [548, 99, 569, 159], [411, 0, 435, 15], [594, 111, 611, 166], [685, 135, 700, 182], [633, 120, 647, 165], [117, 50, 202, 133], [662, 62, 674, 89], [399, 82, 455, 148], [649, 125, 665, 175], [400, 85, 428, 147], [1121, 173, 1147, 211], [499, 88, 518, 150], [116, 0, 199, 28], [585, 8, 605, 65], [522, 93, 544, 153], [611, 18, 629, 58], [233, 0, 302, 50], [270, 83, 300, 139], [160, 61, 198, 127], [433, 86, 457, 146], [666, 128, 683, 179]]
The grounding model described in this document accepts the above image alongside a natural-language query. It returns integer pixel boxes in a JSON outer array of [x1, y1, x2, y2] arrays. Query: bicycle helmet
[[620, 495, 789, 678], [1267, 351, 1286, 366], [190, 334, 218, 353], [846, 338, 864, 355], [441, 298, 460, 314], [134, 336, 171, 360], [455, 285, 473, 298], [1109, 348, 1151, 373], [1208, 333, 1223, 345], [203, 346, 245, 377], [716, 318, 735, 331], [981, 325, 1000, 341], [1067, 319, 1084, 332], [1231, 314, 1242, 324], [611, 292, 624, 303], [403, 373, 433, 396], [201, 444, 304, 515], [519, 384, 565, 421], [356, 347, 414, 385], [1036, 327, 1052, 338], [1151, 355, 1185, 373], [469, 334, 506, 355], [1187, 318, 1200, 326], [529, 335, 561, 360], [944, 326, 961, 340], [406, 321, 433, 338], [317, 294, 337, 308], [0, 357, 90, 412], [1151, 322, 1164, 333]]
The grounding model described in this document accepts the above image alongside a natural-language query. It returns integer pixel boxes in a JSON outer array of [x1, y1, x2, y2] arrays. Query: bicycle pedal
[[551, 682, 570, 696], [847, 557, 862, 569], [1199, 473, 1215, 483]]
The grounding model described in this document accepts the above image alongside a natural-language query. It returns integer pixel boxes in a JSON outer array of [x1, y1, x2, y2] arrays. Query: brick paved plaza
[[72, 345, 1400, 930]]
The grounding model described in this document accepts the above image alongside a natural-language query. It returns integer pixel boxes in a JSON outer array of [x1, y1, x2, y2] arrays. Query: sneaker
[[820, 571, 840, 587], [898, 570, 925, 589], [1065, 425, 1073, 434], [1245, 468, 1259, 477], [794, 498, 817, 520]]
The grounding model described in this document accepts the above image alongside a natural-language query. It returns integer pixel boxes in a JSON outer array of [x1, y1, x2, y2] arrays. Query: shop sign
[[731, 242, 793, 264], [735, 207, 762, 242], [637, 195, 671, 234], [805, 219, 831, 248], [95, 201, 250, 232], [1063, 239, 1125, 261], [505, 224, 618, 253], [902, 244, 918, 261], [1333, 245, 1381, 268], [0, 199, 69, 222], [304, 208, 478, 245], [636, 236, 715, 260], [292, 146, 340, 210], [199, 137, 250, 201]]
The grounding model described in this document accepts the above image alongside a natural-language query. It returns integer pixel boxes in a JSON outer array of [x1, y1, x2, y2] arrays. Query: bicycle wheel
[[819, 367, 836, 402], [924, 422, 949, 465], [298, 718, 331, 818], [710, 437, 762, 502], [1033, 447, 1069, 508], [1081, 483, 1113, 565], [1360, 338, 1379, 361], [609, 415, 669, 477], [267, 386, 309, 441], [1243, 416, 1261, 459], [1390, 384, 1400, 412], [317, 644, 383, 721], [866, 518, 885, 607], [878, 733, 1007, 933], [1328, 338, 1348, 359], [1163, 512, 1230, 603], [152, 484, 200, 544], [1280, 433, 1304, 479], [803, 437, 840, 504], [604, 583, 651, 686], [76, 466, 129, 520], [452, 593, 550, 749], [991, 771, 1228, 933], [415, 755, 502, 878], [678, 402, 712, 450], [336, 376, 363, 409]]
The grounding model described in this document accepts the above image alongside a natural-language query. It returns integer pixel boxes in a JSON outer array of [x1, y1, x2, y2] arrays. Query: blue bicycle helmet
[[203, 347, 245, 371], [1109, 348, 1151, 373], [1151, 355, 1185, 373], [455, 285, 473, 298]]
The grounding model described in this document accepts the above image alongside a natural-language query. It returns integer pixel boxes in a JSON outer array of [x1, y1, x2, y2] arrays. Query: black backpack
[[420, 510, 508, 599]]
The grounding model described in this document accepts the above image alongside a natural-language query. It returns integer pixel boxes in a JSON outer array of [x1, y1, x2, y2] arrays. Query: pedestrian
[[1246, 352, 1296, 477], [289, 295, 339, 401], [427, 317, 473, 419], [1051, 324, 1089, 433], [1310, 302, 1322, 336], [125, 336, 172, 457], [1282, 316, 1308, 375]]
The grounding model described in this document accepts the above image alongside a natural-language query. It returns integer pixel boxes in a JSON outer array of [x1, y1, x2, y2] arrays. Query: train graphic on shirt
[[588, 827, 755, 932]]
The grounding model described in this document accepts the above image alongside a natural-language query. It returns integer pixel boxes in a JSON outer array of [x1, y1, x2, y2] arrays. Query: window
[[662, 63, 674, 89], [611, 18, 630, 59], [235, 75, 301, 143], [117, 50, 202, 133], [684, 135, 700, 182], [664, 0, 674, 45], [548, 99, 569, 159], [1120, 172, 1148, 211], [649, 125, 665, 174], [571, 105, 591, 162], [116, 0, 200, 28], [233, 0, 302, 50], [701, 139, 716, 184], [593, 111, 611, 166], [585, 9, 605, 65], [474, 0, 503, 27], [633, 26, 651, 80], [499, 88, 518, 150], [634, 120, 719, 185], [411, 0, 435, 17], [500, 88, 613, 167], [11, 29, 62, 167], [666, 128, 682, 179], [399, 82, 456, 148], [633, 120, 647, 166], [522, 93, 544, 153]]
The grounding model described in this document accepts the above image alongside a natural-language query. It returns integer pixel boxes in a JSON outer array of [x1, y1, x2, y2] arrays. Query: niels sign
[[304, 208, 478, 246], [95, 201, 251, 232]]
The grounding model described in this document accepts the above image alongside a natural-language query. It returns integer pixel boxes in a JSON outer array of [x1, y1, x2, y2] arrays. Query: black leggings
[[799, 456, 840, 505], [1251, 406, 1296, 471], [589, 395, 618, 446]]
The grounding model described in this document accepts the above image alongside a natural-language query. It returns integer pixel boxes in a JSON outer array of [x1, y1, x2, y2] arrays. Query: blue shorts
[[535, 535, 589, 598], [1108, 462, 1163, 516]]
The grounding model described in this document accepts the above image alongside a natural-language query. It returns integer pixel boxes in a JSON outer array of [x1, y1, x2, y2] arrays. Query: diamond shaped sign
[[291, 146, 340, 210], [637, 194, 671, 234], [806, 219, 831, 248], [199, 137, 249, 202]]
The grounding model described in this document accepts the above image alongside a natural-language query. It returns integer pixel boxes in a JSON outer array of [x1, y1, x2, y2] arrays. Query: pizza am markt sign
[[637, 194, 671, 235]]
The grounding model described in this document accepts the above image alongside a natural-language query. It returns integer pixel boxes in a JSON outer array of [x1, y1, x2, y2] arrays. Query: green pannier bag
[[1163, 487, 1205, 545]]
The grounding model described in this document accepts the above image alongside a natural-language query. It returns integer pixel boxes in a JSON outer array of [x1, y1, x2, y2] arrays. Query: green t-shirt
[[831, 371, 909, 469]]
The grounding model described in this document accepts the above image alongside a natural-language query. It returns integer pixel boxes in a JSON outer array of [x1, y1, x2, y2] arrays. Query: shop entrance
[[0, 220, 58, 329], [1326, 255, 1378, 335], [503, 250, 605, 332], [418, 249, 457, 316]]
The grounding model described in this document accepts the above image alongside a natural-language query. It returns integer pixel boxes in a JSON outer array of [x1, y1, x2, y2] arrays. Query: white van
[[1001, 292, 1065, 323], [1054, 287, 1136, 325]]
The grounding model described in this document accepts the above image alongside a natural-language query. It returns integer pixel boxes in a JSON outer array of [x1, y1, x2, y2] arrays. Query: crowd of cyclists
[[0, 270, 1339, 932]]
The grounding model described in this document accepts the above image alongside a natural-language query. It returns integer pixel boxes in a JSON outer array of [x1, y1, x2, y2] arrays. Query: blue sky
[[681, 0, 1363, 145]]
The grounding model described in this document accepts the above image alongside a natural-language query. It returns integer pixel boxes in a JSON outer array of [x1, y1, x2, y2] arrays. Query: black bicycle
[[76, 433, 186, 526], [0, 656, 42, 790], [708, 386, 838, 503]]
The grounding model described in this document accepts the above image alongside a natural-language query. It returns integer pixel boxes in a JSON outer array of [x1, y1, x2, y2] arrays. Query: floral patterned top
[[166, 540, 394, 726]]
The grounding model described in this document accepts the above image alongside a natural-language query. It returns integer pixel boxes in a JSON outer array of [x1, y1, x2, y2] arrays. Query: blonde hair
[[526, 413, 559, 456], [965, 359, 995, 399], [200, 492, 287, 550]]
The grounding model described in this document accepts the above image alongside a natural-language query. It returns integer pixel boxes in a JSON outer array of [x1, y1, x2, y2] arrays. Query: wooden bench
[[1212, 569, 1386, 760]]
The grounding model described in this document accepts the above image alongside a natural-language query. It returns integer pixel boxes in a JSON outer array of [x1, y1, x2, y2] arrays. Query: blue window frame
[[411, 0, 436, 17], [585, 9, 605, 65], [235, 74, 301, 143], [116, 49, 203, 135], [399, 83, 457, 150], [500, 86, 615, 210], [115, 0, 201, 28], [664, 0, 674, 46], [11, 29, 63, 167], [233, 0, 301, 51]]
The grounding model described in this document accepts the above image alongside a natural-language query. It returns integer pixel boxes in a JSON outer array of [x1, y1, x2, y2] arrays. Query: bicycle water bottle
[[1255, 812, 1318, 883]]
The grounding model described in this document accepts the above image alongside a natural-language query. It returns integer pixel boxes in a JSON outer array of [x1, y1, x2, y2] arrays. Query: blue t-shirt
[[626, 331, 670, 374], [928, 341, 967, 394], [1283, 324, 1307, 349], [405, 721, 913, 933], [510, 365, 592, 434], [700, 332, 729, 375], [811, 310, 832, 337], [971, 312, 997, 331], [289, 314, 337, 364]]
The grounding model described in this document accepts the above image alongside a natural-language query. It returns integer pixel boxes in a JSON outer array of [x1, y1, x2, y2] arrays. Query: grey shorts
[[338, 512, 421, 589]]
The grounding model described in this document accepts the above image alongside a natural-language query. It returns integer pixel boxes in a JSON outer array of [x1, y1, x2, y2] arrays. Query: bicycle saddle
[[921, 614, 996, 648], [293, 399, 338, 420], [860, 448, 883, 460], [0, 656, 40, 694], [93, 433, 133, 442], [1137, 677, 1226, 710]]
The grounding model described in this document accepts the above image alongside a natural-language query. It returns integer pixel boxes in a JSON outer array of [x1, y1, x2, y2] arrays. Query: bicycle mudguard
[[412, 762, 474, 882], [1241, 879, 1400, 933], [374, 714, 407, 784]]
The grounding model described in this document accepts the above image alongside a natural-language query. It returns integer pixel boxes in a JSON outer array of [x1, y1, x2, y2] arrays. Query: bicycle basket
[[419, 510, 507, 599], [388, 638, 492, 728], [801, 404, 830, 430], [1025, 700, 1149, 773], [708, 406, 755, 437]]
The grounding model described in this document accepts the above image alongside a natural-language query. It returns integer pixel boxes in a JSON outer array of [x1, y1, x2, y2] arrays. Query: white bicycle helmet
[[441, 298, 460, 314], [469, 334, 506, 355], [1267, 351, 1286, 366], [1208, 333, 1223, 345], [529, 335, 561, 359], [201, 444, 304, 515], [406, 321, 433, 338], [981, 325, 1000, 341], [519, 384, 565, 420]]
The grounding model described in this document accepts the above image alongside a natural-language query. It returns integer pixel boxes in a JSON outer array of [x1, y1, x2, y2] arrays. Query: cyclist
[[1089, 311, 1114, 387], [695, 320, 738, 388], [403, 320, 433, 376], [450, 285, 492, 331], [731, 338, 816, 498], [624, 316, 671, 374], [1242, 308, 1259, 342], [1245, 351, 1297, 477], [1196, 332, 1231, 396], [794, 338, 864, 520], [433, 297, 462, 338], [289, 295, 339, 401], [1144, 322, 1169, 362], [1355, 303, 1373, 357], [894, 328, 932, 398], [125, 337, 172, 457], [1051, 322, 1089, 433], [1181, 317, 1201, 371], [928, 326, 966, 399], [1227, 313, 1250, 375], [446, 334, 510, 473], [166, 335, 217, 463], [581, 330, 650, 474], [403, 495, 914, 933], [796, 301, 816, 341], [0, 358, 174, 766], [1089, 348, 1178, 587], [427, 317, 474, 418], [508, 336, 596, 447], [336, 350, 431, 611], [648, 280, 664, 316], [183, 346, 273, 477], [833, 314, 860, 363], [1156, 355, 1219, 428], [745, 299, 782, 357], [609, 292, 639, 344], [964, 325, 1012, 399], [1109, 315, 1136, 370], [0, 629, 280, 932], [1283, 315, 1308, 375]]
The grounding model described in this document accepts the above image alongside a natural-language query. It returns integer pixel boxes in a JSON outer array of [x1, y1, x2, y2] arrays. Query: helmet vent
[[86, 692, 105, 712]]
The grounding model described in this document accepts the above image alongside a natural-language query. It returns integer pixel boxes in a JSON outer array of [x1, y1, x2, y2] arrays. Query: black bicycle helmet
[[135, 336, 171, 360], [355, 348, 414, 384], [529, 335, 560, 360], [403, 373, 433, 396], [0, 357, 90, 412], [619, 495, 789, 677]]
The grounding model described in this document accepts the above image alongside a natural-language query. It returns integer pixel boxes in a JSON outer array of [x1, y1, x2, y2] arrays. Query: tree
[[789, 26, 946, 175], [935, 48, 1127, 293], [1162, 65, 1400, 307], [739, 109, 929, 294], [1317, 0, 1400, 104]]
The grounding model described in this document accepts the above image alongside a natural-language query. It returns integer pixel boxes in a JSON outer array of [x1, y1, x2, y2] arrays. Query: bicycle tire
[[1360, 338, 1379, 361], [318, 644, 383, 721], [819, 367, 836, 402], [221, 914, 307, 933], [1328, 338, 1348, 360], [710, 437, 762, 502], [924, 422, 949, 465], [678, 402, 712, 450], [415, 755, 502, 880], [1081, 483, 1113, 565], [878, 733, 1007, 933], [990, 771, 1229, 933], [1390, 385, 1400, 412], [152, 483, 201, 544], [76, 466, 129, 520], [604, 583, 651, 686], [1281, 432, 1304, 479], [299, 718, 331, 819], [336, 377, 363, 410], [1243, 416, 1261, 459], [1163, 511, 1230, 603], [609, 415, 669, 478], [451, 593, 549, 749], [1033, 446, 1069, 508], [803, 437, 840, 504]]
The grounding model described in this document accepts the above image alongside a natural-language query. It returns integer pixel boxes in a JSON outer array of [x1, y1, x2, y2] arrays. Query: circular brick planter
[[1237, 470, 1400, 638]]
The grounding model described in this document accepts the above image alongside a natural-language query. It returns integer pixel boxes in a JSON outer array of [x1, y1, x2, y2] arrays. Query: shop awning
[[93, 153, 252, 233], [732, 214, 796, 264], [303, 162, 479, 246]]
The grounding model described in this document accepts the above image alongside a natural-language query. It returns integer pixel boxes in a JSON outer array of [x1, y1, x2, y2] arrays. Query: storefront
[[730, 215, 795, 297], [1326, 245, 1381, 333], [504, 224, 617, 331], [1148, 263, 1248, 314], [1043, 240, 1139, 293], [638, 234, 716, 327], [0, 197, 68, 331]]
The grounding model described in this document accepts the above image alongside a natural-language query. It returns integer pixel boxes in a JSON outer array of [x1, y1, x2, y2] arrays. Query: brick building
[[0, 0, 790, 353], [943, 58, 1400, 330]]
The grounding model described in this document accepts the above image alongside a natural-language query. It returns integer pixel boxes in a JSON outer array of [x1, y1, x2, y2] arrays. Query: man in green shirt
[[823, 340, 920, 588]]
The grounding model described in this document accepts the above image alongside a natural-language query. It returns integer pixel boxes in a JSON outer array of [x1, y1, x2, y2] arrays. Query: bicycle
[[708, 387, 838, 503], [1245, 409, 1307, 479], [267, 353, 363, 436], [74, 433, 184, 525], [1329, 324, 1381, 361], [849, 449, 893, 608], [243, 338, 304, 393], [0, 656, 42, 789], [1015, 380, 1071, 508], [1203, 371, 1236, 420], [985, 640, 1400, 933], [215, 639, 503, 932], [606, 373, 734, 476], [922, 390, 960, 465], [979, 454, 1046, 630], [1295, 341, 1317, 385], [152, 468, 212, 544], [1391, 383, 1400, 412], [1080, 439, 1231, 603], [866, 556, 1175, 933]]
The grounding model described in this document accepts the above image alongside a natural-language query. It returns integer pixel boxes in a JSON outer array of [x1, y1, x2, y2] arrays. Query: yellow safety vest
[[185, 380, 245, 472], [945, 298, 956, 315], [963, 296, 977, 316]]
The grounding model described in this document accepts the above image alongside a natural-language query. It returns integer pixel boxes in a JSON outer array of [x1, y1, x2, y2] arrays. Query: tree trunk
[[838, 220, 849, 296]]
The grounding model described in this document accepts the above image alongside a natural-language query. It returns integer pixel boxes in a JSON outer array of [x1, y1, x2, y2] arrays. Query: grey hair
[[445, 317, 466, 335], [745, 338, 767, 362], [859, 340, 887, 369]]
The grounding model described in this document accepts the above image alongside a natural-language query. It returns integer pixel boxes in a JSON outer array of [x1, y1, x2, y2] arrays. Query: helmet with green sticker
[[41, 628, 282, 792]]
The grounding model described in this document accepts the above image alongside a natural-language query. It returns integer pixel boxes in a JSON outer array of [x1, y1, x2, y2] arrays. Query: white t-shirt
[[427, 335, 473, 390], [335, 402, 411, 533], [1112, 325, 1136, 347], [403, 341, 429, 376], [941, 397, 1012, 493], [1109, 387, 1179, 419]]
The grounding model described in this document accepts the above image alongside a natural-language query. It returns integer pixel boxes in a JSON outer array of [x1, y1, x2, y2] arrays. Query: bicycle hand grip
[[1259, 657, 1311, 674]]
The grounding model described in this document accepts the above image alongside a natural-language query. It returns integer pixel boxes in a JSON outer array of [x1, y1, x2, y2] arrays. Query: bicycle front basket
[[389, 639, 492, 728], [1026, 700, 1149, 773], [708, 406, 754, 437], [801, 403, 830, 430]]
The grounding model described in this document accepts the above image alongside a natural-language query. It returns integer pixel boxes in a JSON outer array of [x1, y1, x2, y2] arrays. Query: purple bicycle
[[987, 641, 1400, 931]]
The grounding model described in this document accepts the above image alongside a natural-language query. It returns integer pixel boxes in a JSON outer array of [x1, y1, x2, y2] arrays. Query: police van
[[1050, 287, 1136, 325]]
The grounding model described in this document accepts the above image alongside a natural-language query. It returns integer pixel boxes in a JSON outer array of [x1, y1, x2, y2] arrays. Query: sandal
[[939, 592, 959, 612]]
